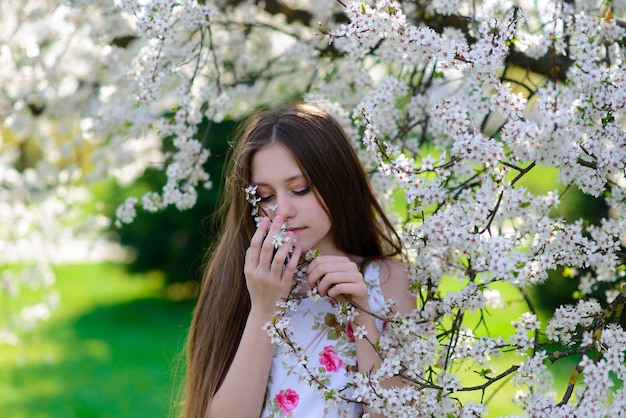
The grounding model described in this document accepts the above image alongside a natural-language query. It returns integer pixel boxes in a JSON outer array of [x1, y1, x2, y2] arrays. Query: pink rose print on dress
[[275, 388, 299, 414], [319, 345, 343, 372], [345, 322, 355, 342]]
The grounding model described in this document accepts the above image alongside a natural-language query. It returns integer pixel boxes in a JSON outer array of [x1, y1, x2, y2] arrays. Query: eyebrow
[[252, 174, 306, 186]]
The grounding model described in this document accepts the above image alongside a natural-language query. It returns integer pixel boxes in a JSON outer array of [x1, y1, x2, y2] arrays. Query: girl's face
[[250, 143, 338, 255]]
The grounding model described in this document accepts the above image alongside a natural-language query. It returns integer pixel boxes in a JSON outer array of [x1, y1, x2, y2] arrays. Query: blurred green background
[[0, 264, 192, 418], [0, 117, 615, 417]]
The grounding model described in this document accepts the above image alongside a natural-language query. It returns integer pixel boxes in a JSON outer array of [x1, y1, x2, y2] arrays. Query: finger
[[327, 282, 357, 299], [314, 272, 338, 296], [281, 245, 302, 283], [305, 257, 330, 287], [306, 257, 357, 288], [320, 263, 365, 289], [245, 217, 271, 267], [258, 215, 285, 265], [307, 256, 357, 273], [325, 277, 369, 306], [270, 232, 295, 275]]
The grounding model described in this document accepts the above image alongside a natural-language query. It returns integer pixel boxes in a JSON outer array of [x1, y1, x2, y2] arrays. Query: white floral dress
[[261, 262, 386, 418]]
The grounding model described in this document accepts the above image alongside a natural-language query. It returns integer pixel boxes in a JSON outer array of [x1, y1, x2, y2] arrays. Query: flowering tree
[[2, 0, 626, 415]]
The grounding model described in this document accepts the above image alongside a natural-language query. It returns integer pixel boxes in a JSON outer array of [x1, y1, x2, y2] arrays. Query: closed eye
[[258, 188, 309, 202]]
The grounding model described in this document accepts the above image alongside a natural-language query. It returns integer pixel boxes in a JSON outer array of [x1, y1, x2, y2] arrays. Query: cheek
[[309, 192, 330, 216], [306, 196, 329, 218], [314, 204, 333, 232]]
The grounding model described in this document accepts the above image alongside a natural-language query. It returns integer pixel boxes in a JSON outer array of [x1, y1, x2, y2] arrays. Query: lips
[[287, 227, 305, 234]]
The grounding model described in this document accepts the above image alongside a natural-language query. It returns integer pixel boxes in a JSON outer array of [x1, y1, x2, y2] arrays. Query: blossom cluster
[[245, 184, 288, 249]]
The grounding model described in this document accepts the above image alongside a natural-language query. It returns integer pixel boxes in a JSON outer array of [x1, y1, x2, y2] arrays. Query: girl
[[182, 104, 414, 418]]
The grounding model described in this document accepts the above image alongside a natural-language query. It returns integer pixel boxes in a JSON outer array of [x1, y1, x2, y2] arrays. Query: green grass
[[0, 263, 194, 418]]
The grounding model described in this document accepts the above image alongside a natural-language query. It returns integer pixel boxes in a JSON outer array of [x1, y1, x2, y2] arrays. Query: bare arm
[[206, 313, 274, 418], [378, 259, 416, 315], [353, 260, 414, 417], [206, 216, 301, 418]]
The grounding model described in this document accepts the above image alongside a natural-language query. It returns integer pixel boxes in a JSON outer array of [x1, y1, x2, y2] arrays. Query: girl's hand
[[306, 256, 369, 308], [244, 216, 301, 317]]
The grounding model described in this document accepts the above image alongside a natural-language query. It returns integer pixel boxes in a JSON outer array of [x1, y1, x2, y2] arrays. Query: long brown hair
[[181, 103, 403, 418]]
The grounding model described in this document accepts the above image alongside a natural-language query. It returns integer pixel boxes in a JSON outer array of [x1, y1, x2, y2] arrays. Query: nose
[[275, 193, 296, 220]]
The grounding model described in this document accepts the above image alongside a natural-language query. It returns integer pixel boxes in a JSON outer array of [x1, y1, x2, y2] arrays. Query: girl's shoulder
[[376, 258, 415, 314]]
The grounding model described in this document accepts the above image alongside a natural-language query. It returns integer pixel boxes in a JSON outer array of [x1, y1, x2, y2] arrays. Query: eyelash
[[258, 188, 310, 202]]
